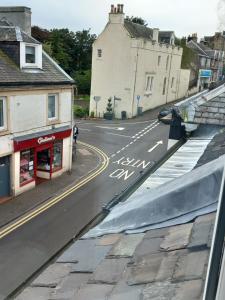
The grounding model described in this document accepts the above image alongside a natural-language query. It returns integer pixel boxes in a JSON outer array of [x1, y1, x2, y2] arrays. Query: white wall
[[90, 23, 135, 119], [0, 135, 13, 156], [90, 20, 188, 119]]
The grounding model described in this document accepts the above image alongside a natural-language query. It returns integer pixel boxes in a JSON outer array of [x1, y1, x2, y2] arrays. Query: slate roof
[[124, 20, 153, 40], [0, 26, 40, 44], [0, 48, 73, 85], [194, 93, 225, 125], [187, 40, 209, 57], [16, 213, 215, 300]]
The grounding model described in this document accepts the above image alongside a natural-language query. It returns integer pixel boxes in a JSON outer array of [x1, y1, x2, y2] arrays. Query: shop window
[[20, 149, 34, 185], [48, 94, 58, 120], [25, 46, 36, 63], [53, 141, 63, 171], [0, 96, 7, 131]]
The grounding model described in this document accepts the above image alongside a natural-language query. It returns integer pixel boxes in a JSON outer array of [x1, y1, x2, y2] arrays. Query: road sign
[[137, 95, 140, 101], [93, 96, 101, 102]]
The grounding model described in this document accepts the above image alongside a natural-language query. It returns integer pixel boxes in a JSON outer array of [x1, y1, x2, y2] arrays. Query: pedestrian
[[73, 124, 79, 143]]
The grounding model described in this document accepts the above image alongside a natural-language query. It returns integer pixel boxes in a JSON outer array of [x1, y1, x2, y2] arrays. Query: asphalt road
[[0, 116, 170, 299]]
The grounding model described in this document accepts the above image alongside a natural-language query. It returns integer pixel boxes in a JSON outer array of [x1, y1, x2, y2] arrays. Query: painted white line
[[116, 151, 121, 154], [111, 154, 116, 158], [96, 126, 125, 131], [106, 132, 132, 138], [79, 128, 91, 131], [148, 140, 163, 153]]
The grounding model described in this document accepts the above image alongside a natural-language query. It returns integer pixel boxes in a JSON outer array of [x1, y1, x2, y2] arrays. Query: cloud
[[0, 0, 219, 38]]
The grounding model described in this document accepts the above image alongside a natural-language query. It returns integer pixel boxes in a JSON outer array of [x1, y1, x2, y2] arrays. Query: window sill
[[0, 129, 10, 136], [47, 119, 60, 125], [144, 92, 152, 97]]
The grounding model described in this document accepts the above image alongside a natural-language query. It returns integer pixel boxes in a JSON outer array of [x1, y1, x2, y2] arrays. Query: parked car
[[157, 107, 172, 124]]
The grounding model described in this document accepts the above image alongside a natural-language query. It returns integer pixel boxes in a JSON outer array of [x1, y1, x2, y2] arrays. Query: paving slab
[[108, 281, 145, 300], [126, 252, 165, 285], [73, 283, 114, 300], [160, 224, 193, 251], [107, 234, 144, 258], [31, 263, 72, 287], [57, 239, 111, 273], [49, 273, 90, 300], [15, 287, 51, 300], [173, 250, 209, 281], [90, 258, 130, 284]]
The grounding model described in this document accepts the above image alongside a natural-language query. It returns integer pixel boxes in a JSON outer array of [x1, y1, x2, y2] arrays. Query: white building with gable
[[90, 4, 190, 119]]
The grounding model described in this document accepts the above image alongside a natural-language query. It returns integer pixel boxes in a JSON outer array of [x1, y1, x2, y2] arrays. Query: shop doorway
[[0, 156, 10, 199], [36, 145, 52, 184]]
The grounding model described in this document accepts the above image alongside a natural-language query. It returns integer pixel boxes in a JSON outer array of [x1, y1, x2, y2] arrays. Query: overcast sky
[[0, 0, 222, 38]]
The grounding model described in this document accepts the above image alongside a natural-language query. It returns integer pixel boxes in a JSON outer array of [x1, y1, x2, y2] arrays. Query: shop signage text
[[37, 136, 56, 144]]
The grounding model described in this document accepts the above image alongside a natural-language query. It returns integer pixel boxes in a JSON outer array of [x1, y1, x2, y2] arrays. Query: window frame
[[158, 56, 161, 66], [162, 77, 167, 95], [0, 96, 7, 131], [145, 75, 154, 93], [25, 45, 36, 64], [48, 94, 59, 121]]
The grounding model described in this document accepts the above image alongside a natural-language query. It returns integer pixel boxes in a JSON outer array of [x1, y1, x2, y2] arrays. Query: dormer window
[[20, 42, 42, 69], [25, 46, 35, 63]]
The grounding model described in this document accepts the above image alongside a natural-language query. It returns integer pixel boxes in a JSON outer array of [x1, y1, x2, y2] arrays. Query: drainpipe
[[132, 47, 139, 117], [166, 50, 173, 104], [69, 85, 74, 173]]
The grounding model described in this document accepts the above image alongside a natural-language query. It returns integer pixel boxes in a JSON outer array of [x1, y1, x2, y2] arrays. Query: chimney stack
[[0, 6, 31, 35], [109, 4, 125, 24]]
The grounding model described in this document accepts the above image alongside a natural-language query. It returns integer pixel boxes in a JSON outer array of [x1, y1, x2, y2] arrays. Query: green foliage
[[90, 111, 95, 118], [31, 26, 96, 94], [73, 105, 88, 118], [125, 16, 148, 26], [72, 70, 91, 94], [106, 98, 113, 113]]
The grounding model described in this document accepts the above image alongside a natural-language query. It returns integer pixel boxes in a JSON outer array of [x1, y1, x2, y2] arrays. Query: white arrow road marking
[[96, 126, 125, 131], [148, 140, 163, 153]]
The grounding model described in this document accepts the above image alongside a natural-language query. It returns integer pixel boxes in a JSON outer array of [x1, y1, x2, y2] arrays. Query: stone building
[[90, 4, 190, 119]]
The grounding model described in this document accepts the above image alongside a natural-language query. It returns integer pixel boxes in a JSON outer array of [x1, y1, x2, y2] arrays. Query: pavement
[[0, 143, 100, 228]]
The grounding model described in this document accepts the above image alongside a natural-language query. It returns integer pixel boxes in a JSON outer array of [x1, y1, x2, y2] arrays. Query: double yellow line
[[0, 141, 109, 240]]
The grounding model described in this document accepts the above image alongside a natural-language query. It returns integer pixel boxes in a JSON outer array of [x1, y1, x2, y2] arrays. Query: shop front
[[13, 126, 71, 195]]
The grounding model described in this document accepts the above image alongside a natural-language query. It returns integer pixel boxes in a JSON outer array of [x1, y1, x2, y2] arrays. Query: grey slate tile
[[15, 287, 51, 300], [96, 234, 122, 246], [73, 283, 114, 300], [160, 223, 193, 251], [90, 258, 130, 284], [141, 281, 176, 300], [173, 250, 209, 281], [108, 234, 145, 258], [31, 263, 72, 288], [57, 239, 112, 273], [143, 227, 169, 239], [173, 279, 203, 300], [49, 273, 90, 300], [108, 281, 145, 300], [133, 237, 164, 258], [126, 252, 165, 285]]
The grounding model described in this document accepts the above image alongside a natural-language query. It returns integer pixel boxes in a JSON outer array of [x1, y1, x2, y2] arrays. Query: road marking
[[96, 126, 125, 131], [148, 140, 163, 153], [0, 142, 109, 240], [79, 128, 91, 131], [106, 132, 132, 138]]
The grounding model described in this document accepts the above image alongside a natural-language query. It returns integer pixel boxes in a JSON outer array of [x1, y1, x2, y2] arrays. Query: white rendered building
[[90, 4, 190, 119]]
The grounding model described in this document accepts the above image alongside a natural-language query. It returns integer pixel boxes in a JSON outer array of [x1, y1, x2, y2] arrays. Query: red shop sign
[[14, 129, 71, 152]]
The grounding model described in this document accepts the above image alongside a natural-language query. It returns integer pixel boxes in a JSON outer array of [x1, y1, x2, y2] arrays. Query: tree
[[31, 26, 50, 43], [125, 16, 148, 26], [73, 70, 91, 94]]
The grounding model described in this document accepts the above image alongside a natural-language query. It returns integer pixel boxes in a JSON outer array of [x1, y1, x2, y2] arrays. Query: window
[[20, 149, 34, 185], [171, 77, 175, 88], [158, 56, 161, 66], [162, 77, 167, 95], [48, 94, 58, 120], [53, 141, 63, 171], [97, 49, 102, 58], [166, 55, 169, 70], [25, 46, 35, 64], [146, 76, 154, 92], [0, 97, 7, 131]]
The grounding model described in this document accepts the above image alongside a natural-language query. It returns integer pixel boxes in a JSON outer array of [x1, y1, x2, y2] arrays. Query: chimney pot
[[121, 4, 124, 13], [114, 7, 117, 13], [111, 4, 114, 13]]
